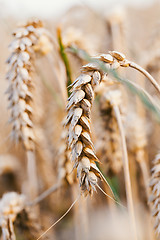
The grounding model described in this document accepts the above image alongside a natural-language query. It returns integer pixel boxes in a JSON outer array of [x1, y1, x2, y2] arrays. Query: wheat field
[[1, 1, 160, 240]]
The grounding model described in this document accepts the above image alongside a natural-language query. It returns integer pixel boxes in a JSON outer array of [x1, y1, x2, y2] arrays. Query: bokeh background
[[1, 0, 160, 240]]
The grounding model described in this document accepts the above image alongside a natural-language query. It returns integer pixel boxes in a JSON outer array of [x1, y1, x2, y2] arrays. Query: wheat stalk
[[113, 105, 138, 240], [96, 85, 137, 239]]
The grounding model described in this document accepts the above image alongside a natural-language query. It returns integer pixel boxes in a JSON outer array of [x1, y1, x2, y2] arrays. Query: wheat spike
[[65, 54, 121, 196], [6, 20, 53, 151], [0, 192, 47, 240], [65, 52, 127, 195], [98, 89, 123, 174], [65, 51, 131, 195], [149, 153, 160, 235], [66, 71, 102, 196], [0, 192, 25, 240]]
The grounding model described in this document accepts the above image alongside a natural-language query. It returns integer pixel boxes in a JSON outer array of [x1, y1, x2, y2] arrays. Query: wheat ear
[[65, 53, 124, 196], [149, 153, 160, 236], [0, 192, 48, 240], [98, 89, 123, 174], [0, 192, 25, 240], [65, 65, 103, 196], [6, 20, 53, 199], [6, 19, 53, 150]]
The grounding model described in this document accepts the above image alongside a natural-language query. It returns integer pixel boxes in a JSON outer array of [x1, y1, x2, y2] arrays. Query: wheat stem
[[9, 218, 16, 240], [128, 61, 160, 94], [72, 184, 82, 240], [57, 27, 72, 92], [138, 159, 150, 198], [26, 150, 38, 200], [71, 185, 89, 240], [2, 228, 7, 240], [28, 181, 62, 206], [114, 105, 138, 240], [79, 195, 89, 240]]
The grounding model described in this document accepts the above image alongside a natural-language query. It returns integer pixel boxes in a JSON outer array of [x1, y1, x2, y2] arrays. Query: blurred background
[[0, 0, 156, 18], [1, 0, 160, 240]]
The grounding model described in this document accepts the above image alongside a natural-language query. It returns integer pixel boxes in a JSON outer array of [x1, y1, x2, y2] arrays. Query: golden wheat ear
[[65, 53, 125, 196], [6, 20, 54, 200], [6, 20, 53, 151], [0, 192, 26, 240], [149, 153, 160, 235], [65, 69, 102, 196], [0, 192, 47, 240]]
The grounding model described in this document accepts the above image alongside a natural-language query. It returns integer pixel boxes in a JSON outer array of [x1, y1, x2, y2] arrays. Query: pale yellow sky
[[0, 0, 156, 18]]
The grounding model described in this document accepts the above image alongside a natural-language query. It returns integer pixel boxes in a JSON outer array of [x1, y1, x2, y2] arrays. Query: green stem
[[57, 28, 72, 96]]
